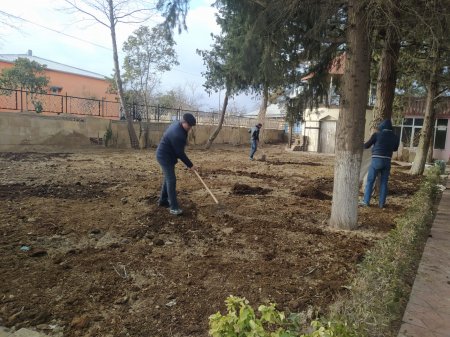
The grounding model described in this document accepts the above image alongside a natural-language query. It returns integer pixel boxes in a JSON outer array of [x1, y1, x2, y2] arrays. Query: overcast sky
[[0, 0, 260, 113]]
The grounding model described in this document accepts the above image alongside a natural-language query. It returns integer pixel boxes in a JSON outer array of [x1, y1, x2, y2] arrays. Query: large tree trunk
[[370, 27, 400, 132], [205, 91, 229, 150], [410, 57, 439, 175], [329, 0, 371, 230], [108, 0, 140, 149], [257, 85, 269, 145]]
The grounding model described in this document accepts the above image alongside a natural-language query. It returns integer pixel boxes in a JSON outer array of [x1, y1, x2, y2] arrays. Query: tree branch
[[115, 8, 155, 21], [63, 0, 109, 28]]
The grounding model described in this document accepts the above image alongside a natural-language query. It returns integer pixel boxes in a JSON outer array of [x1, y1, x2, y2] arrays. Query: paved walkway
[[398, 175, 450, 337]]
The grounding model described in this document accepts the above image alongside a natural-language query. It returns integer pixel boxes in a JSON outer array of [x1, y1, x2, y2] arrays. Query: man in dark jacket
[[156, 113, 197, 215], [249, 123, 262, 160], [360, 119, 400, 208]]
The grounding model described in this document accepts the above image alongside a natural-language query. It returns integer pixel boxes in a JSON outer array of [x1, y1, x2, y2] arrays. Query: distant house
[[244, 104, 300, 133], [296, 53, 350, 153], [0, 50, 117, 101]]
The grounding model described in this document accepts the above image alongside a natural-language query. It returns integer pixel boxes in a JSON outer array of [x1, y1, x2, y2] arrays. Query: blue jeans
[[250, 139, 258, 158], [158, 161, 179, 210], [364, 157, 391, 207]]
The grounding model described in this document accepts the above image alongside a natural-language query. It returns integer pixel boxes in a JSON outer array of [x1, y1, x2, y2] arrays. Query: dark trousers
[[158, 161, 179, 210]]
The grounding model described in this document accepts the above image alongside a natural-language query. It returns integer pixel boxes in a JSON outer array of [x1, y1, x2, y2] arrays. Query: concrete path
[[398, 176, 450, 337]]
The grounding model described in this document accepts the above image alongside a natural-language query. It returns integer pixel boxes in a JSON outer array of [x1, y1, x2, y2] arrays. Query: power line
[[0, 9, 112, 51], [0, 9, 206, 79]]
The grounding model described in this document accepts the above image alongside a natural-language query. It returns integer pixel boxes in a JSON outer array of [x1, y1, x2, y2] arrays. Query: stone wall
[[0, 112, 285, 150]]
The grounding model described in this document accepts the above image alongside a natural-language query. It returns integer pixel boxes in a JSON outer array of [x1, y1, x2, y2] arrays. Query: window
[[49, 86, 62, 94], [434, 119, 448, 149], [396, 117, 449, 150], [397, 117, 423, 148], [401, 127, 412, 147]]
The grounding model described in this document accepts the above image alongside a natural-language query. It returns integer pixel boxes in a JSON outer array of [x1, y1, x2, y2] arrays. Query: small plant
[[32, 100, 43, 113], [209, 296, 298, 337], [209, 296, 356, 337], [104, 121, 113, 147]]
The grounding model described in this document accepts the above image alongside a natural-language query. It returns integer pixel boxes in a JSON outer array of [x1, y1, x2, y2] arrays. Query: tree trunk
[[370, 27, 400, 132], [205, 91, 229, 150], [288, 121, 293, 148], [426, 125, 435, 163], [329, 0, 371, 230], [362, 28, 400, 193], [410, 56, 439, 175], [108, 0, 140, 149], [257, 85, 269, 145]]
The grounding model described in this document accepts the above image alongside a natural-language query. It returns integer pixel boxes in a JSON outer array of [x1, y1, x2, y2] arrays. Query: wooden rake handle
[[194, 170, 219, 204]]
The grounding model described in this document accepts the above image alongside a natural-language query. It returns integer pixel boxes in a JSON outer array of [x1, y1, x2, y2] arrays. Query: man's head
[[181, 113, 196, 131], [256, 123, 262, 128]]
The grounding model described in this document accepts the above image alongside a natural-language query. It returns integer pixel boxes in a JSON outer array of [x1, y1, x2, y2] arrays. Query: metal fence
[[0, 88, 284, 129], [0, 88, 119, 118]]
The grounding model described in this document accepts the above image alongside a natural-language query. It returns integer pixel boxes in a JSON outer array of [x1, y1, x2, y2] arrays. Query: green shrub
[[209, 296, 357, 337]]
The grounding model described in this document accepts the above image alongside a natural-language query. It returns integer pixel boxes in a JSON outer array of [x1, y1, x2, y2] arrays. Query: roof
[[0, 53, 106, 80], [245, 104, 286, 118], [404, 97, 450, 117], [301, 53, 345, 81]]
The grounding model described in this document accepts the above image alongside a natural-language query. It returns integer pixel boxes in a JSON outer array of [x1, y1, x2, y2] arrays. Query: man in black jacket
[[249, 123, 262, 160], [156, 113, 197, 215], [360, 119, 400, 208]]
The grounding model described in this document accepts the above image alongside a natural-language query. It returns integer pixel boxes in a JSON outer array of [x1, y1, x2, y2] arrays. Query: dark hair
[[183, 113, 196, 126], [257, 123, 262, 128]]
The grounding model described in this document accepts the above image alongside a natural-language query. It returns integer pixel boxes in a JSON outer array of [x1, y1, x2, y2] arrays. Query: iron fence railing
[[0, 88, 284, 129], [0, 87, 119, 118]]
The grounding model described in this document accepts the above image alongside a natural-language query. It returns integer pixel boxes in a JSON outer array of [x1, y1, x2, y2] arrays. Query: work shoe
[[169, 208, 183, 216], [157, 199, 170, 208], [358, 201, 368, 207]]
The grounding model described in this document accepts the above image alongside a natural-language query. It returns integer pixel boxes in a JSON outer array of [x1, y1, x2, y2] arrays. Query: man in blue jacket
[[360, 119, 400, 208], [156, 113, 197, 215]]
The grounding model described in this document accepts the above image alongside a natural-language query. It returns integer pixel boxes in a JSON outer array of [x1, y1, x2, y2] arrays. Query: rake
[[193, 169, 219, 204]]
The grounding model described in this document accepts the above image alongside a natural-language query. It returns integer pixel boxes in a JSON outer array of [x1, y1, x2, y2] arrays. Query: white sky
[[0, 0, 260, 113]]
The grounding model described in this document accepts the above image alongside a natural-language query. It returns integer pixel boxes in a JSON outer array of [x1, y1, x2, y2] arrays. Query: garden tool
[[194, 169, 219, 204]]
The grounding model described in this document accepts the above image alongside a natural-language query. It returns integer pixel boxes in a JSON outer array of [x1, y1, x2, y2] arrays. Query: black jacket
[[249, 126, 260, 141], [364, 120, 400, 158]]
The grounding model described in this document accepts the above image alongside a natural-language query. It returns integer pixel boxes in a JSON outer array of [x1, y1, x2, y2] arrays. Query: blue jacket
[[156, 122, 193, 168], [364, 119, 400, 158]]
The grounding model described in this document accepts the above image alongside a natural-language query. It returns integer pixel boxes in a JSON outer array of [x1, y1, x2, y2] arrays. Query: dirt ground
[[0, 145, 423, 337]]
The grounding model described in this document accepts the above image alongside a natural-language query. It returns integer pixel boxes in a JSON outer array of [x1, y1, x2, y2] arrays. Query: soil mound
[[294, 185, 331, 200], [231, 183, 272, 195]]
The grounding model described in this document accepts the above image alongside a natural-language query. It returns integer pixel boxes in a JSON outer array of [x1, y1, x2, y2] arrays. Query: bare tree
[[63, 0, 157, 149]]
